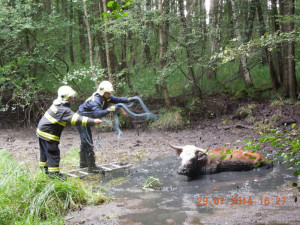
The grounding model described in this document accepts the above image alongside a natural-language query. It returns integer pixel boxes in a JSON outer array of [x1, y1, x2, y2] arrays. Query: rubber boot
[[48, 172, 67, 180], [86, 150, 105, 175], [79, 151, 88, 168]]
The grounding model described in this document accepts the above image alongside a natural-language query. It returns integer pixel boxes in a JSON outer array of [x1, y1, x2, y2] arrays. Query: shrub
[[150, 107, 187, 130]]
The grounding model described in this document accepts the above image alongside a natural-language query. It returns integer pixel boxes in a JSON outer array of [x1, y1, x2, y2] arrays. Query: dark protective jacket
[[77, 93, 128, 118], [36, 102, 95, 142]]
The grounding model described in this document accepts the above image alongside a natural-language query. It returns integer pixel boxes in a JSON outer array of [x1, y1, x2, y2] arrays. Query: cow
[[169, 143, 271, 177]]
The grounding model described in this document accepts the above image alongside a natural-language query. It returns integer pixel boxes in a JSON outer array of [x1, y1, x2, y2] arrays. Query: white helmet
[[57, 86, 77, 102], [97, 80, 114, 96]]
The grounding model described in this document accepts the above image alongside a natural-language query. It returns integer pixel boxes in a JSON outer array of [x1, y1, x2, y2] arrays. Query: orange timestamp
[[197, 196, 287, 206]]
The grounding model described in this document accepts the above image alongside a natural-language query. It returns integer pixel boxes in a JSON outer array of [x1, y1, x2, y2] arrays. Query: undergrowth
[[151, 107, 187, 130], [0, 151, 108, 224]]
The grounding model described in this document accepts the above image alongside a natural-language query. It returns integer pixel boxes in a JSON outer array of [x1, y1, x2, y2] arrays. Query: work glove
[[107, 105, 119, 112], [128, 96, 139, 102]]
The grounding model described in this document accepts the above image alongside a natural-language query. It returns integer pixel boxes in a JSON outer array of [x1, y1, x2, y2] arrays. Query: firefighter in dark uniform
[[36, 86, 102, 178], [76, 81, 137, 173]]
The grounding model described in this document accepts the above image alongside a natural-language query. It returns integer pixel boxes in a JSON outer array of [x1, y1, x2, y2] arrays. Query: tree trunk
[[93, 0, 106, 70], [158, 0, 171, 109], [102, 0, 112, 80], [270, 0, 284, 83], [208, 0, 221, 79], [69, 0, 75, 65], [255, 0, 280, 90], [82, 0, 98, 86], [78, 10, 86, 64], [61, 0, 67, 58], [143, 0, 152, 64], [225, 0, 234, 41], [280, 0, 297, 99], [120, 34, 133, 90], [178, 0, 202, 98], [231, 0, 253, 87]]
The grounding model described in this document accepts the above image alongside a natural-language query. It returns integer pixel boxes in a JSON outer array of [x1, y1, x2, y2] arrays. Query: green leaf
[[107, 1, 115, 7], [115, 14, 122, 19], [226, 149, 232, 154], [294, 170, 300, 176], [292, 123, 296, 129], [249, 156, 257, 160], [220, 155, 226, 160], [113, 3, 121, 11]]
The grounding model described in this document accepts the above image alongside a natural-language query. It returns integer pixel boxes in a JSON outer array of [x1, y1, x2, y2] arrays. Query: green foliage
[[0, 0, 299, 121], [245, 124, 300, 176], [142, 176, 162, 191], [0, 150, 107, 224], [103, 0, 132, 19], [213, 31, 300, 64]]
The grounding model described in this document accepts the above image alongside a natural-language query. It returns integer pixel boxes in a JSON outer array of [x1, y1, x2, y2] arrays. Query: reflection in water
[[100, 156, 297, 224]]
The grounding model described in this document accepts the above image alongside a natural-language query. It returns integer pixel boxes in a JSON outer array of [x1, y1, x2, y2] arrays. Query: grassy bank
[[0, 151, 108, 224]]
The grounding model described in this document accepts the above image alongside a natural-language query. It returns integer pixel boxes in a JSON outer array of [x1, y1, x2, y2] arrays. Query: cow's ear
[[197, 152, 207, 161], [175, 149, 182, 155]]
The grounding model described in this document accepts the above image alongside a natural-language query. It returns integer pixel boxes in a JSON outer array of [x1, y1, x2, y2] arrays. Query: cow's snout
[[178, 167, 187, 175]]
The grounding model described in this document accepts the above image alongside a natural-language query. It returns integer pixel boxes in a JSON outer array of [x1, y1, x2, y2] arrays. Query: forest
[[0, 0, 299, 124]]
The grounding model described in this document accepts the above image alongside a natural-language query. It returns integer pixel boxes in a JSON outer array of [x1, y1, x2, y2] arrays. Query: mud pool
[[97, 156, 300, 224]]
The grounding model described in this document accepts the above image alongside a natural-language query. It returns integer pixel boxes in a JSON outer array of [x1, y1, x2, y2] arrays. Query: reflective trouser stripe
[[37, 128, 60, 142], [48, 167, 59, 173], [39, 162, 48, 167], [71, 113, 80, 125], [82, 116, 88, 126], [45, 112, 66, 126]]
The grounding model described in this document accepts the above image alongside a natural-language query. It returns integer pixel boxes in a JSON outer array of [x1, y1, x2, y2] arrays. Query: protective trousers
[[76, 125, 103, 174], [39, 138, 60, 174]]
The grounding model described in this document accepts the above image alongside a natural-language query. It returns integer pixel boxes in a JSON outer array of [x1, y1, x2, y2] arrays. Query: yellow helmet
[[57, 86, 77, 102], [97, 81, 114, 96]]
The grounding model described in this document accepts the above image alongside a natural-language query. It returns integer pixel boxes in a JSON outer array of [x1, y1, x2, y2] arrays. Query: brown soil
[[0, 98, 299, 224]]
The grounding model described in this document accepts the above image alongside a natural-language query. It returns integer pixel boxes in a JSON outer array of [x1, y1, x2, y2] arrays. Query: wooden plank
[[65, 161, 132, 178]]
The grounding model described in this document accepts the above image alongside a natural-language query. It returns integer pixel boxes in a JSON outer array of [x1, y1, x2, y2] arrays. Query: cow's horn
[[168, 143, 183, 150], [195, 147, 207, 153]]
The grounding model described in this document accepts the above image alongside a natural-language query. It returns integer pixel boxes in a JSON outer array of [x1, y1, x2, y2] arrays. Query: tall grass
[[0, 151, 108, 224], [151, 107, 187, 130]]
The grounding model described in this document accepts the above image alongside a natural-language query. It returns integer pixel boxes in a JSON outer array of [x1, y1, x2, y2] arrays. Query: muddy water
[[100, 156, 298, 224]]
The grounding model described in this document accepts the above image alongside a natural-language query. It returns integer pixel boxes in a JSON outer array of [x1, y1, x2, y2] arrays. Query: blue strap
[[104, 97, 160, 139], [79, 97, 160, 150]]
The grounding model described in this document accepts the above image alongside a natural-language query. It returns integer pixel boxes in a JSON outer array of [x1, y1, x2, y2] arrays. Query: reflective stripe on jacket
[[77, 93, 128, 118], [36, 102, 95, 142]]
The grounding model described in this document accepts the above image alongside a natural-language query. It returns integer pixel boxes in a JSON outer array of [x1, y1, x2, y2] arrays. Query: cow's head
[[169, 143, 208, 177]]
